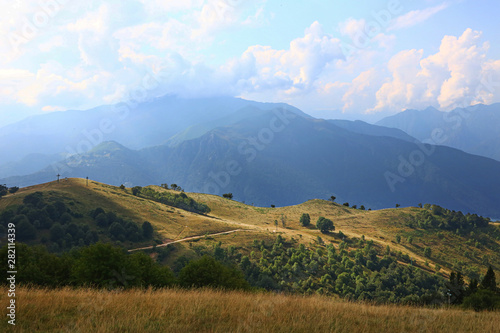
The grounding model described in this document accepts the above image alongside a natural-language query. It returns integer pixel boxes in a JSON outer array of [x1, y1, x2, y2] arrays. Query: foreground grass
[[1, 288, 499, 332]]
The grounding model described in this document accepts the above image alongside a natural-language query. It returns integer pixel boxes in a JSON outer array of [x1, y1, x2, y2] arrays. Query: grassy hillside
[[1, 287, 498, 332], [1, 178, 499, 280]]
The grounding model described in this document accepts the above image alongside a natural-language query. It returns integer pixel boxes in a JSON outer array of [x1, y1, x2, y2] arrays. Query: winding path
[[128, 229, 248, 252]]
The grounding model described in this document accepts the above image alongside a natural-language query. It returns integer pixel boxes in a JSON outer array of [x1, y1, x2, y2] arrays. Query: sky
[[1, 0, 500, 125]]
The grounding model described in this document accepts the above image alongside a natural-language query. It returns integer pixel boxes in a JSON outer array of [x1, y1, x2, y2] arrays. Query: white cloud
[[234, 21, 344, 97], [138, 0, 203, 15], [67, 4, 110, 35], [342, 69, 381, 112], [388, 3, 448, 31], [372, 29, 500, 112], [42, 105, 66, 112], [38, 35, 64, 52]]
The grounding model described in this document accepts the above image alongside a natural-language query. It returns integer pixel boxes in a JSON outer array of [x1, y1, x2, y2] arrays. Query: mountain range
[[377, 103, 500, 162], [1, 96, 500, 218]]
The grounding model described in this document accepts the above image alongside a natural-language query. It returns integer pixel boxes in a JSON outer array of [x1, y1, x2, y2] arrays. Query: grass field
[[1, 287, 499, 332]]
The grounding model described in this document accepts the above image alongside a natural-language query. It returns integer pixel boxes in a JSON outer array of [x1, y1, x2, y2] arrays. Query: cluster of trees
[[0, 243, 175, 288], [137, 187, 211, 214], [183, 236, 447, 305], [159, 183, 183, 191], [414, 205, 490, 231], [0, 184, 19, 199], [0, 243, 249, 291], [299, 213, 334, 234], [0, 192, 84, 245], [0, 191, 154, 252], [447, 267, 499, 311], [89, 207, 154, 243]]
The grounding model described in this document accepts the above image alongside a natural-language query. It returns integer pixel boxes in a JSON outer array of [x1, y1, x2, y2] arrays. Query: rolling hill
[[1, 178, 499, 281]]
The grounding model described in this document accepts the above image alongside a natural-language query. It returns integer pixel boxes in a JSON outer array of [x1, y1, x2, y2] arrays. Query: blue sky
[[1, 0, 500, 125]]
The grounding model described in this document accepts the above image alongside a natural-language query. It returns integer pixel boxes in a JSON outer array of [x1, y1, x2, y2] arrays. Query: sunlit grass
[[1, 287, 498, 332]]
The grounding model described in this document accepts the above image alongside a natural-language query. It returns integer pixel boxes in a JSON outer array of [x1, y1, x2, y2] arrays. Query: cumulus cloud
[[233, 22, 344, 96], [371, 29, 500, 112]]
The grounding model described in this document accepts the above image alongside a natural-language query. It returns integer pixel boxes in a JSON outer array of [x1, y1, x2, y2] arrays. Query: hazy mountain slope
[[328, 119, 417, 142], [0, 152, 65, 179], [377, 103, 500, 161], [5, 109, 500, 218], [0, 95, 306, 165]]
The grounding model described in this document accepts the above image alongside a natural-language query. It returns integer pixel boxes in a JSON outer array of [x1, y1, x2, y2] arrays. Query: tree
[[351, 205, 357, 209], [95, 213, 109, 228], [342, 202, 349, 207], [423, 247, 432, 258], [407, 236, 413, 244], [16, 218, 37, 241], [142, 221, 153, 239], [480, 266, 497, 292], [316, 217, 334, 234], [160, 183, 169, 189], [131, 186, 142, 196], [270, 204, 275, 208], [329, 196, 336, 203], [396, 204, 400, 208], [8, 186, 19, 194], [359, 205, 365, 210], [299, 213, 311, 227], [170, 184, 178, 191], [396, 235, 401, 244], [448, 271, 466, 304], [108, 222, 125, 239], [119, 184, 125, 190], [72, 243, 134, 288], [50, 223, 64, 242], [281, 214, 287, 228], [222, 193, 233, 200], [0, 184, 7, 197]]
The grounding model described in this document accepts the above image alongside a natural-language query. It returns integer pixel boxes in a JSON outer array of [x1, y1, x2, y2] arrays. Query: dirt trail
[[128, 229, 250, 252]]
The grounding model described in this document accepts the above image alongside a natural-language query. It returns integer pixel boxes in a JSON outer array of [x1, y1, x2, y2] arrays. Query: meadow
[[1, 287, 499, 332]]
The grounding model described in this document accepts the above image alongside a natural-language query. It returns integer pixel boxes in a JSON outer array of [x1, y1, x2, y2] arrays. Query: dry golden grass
[[1, 287, 499, 332]]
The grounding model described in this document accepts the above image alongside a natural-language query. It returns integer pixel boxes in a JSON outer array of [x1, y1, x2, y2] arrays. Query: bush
[[462, 289, 500, 311], [179, 255, 250, 290]]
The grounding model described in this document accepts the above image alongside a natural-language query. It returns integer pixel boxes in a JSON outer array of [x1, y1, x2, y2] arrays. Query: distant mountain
[[0, 152, 65, 179], [5, 108, 500, 219], [328, 119, 417, 142], [0, 95, 306, 166], [377, 103, 500, 161]]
